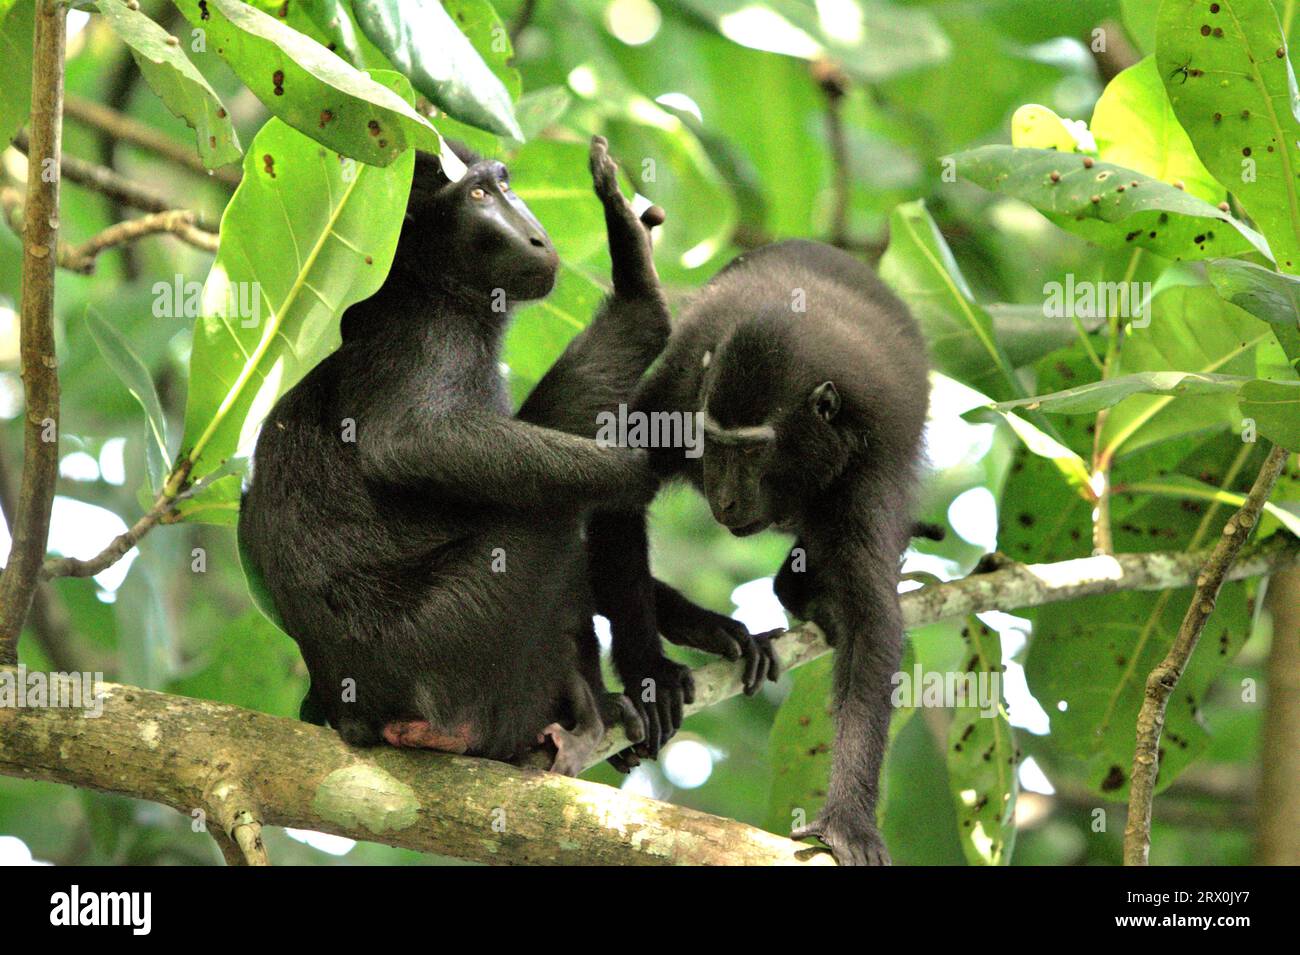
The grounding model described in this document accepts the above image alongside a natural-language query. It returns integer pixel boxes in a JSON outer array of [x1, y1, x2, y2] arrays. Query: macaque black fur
[[589, 239, 929, 861], [240, 139, 673, 773]]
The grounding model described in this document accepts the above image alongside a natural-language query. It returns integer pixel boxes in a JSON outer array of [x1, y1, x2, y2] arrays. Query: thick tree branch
[[0, 541, 1294, 864], [587, 535, 1300, 766], [0, 0, 66, 664], [1123, 444, 1290, 866], [63, 95, 242, 187], [0, 675, 831, 866]]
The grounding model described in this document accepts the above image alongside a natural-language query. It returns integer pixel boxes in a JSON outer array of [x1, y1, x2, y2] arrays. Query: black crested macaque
[[240, 138, 674, 774], [589, 239, 929, 861]]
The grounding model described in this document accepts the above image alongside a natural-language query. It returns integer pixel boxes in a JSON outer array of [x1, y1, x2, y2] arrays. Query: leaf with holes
[[953, 145, 1270, 260], [173, 0, 458, 169], [1158, 0, 1300, 270], [177, 111, 414, 513], [946, 618, 1018, 866], [95, 0, 241, 169], [1091, 57, 1223, 203]]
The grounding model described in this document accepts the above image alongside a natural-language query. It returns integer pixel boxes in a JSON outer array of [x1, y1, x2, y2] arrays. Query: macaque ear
[[810, 380, 840, 422]]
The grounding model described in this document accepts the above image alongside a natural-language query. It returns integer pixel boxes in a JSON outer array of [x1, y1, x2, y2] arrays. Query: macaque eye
[[469, 187, 487, 200]]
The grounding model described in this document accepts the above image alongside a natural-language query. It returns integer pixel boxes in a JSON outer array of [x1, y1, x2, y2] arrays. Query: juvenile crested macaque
[[588, 240, 929, 861], [240, 138, 677, 774]]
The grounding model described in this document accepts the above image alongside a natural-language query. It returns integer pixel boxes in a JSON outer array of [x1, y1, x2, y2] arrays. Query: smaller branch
[[63, 95, 241, 187], [41, 462, 190, 580], [812, 58, 851, 250], [2, 187, 216, 273], [12, 129, 218, 232], [1091, 18, 1141, 82], [1123, 444, 1291, 866], [206, 780, 271, 866]]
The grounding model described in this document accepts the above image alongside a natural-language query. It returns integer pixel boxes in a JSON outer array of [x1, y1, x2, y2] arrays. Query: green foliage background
[[0, 0, 1296, 865]]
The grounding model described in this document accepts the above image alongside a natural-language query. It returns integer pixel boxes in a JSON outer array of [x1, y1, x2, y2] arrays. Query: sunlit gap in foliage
[[0, 497, 134, 599], [285, 828, 356, 858], [717, 6, 820, 59], [0, 835, 49, 866], [567, 65, 599, 99], [604, 0, 662, 46], [655, 92, 703, 124], [661, 736, 715, 789], [815, 0, 864, 45]]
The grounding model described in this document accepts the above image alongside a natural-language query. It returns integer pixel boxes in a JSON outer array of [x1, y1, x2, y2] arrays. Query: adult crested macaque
[[589, 239, 929, 862], [240, 137, 679, 774]]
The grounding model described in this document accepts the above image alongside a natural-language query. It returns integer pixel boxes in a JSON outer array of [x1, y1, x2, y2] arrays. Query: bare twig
[[1123, 444, 1291, 865], [12, 129, 218, 232], [63, 94, 241, 187], [0, 0, 67, 664], [812, 58, 851, 250], [40, 462, 191, 580], [1, 186, 216, 273]]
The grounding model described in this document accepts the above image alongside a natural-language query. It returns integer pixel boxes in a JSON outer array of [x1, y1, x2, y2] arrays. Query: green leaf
[[84, 307, 170, 493], [173, 0, 456, 169], [945, 618, 1018, 866], [1010, 103, 1089, 153], [0, 0, 33, 148], [765, 654, 834, 836], [238, 527, 287, 632], [178, 109, 414, 500], [953, 145, 1271, 260], [986, 302, 1106, 368], [95, 0, 241, 169], [1205, 258, 1300, 363], [1125, 473, 1300, 533], [1241, 378, 1300, 448], [1157, 0, 1300, 269], [970, 408, 1093, 492], [880, 200, 1025, 403], [1091, 57, 1223, 203], [994, 370, 1284, 414], [1100, 285, 1290, 458], [354, 0, 523, 139]]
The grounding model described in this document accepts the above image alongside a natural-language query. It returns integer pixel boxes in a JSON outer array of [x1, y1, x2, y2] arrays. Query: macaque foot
[[381, 720, 472, 753], [540, 721, 602, 777], [791, 813, 891, 866]]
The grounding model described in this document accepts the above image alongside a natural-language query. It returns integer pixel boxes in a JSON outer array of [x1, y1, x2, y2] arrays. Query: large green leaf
[[953, 145, 1271, 261], [879, 200, 1025, 403], [0, 0, 33, 148], [946, 618, 1018, 866], [95, 0, 241, 169], [1157, 0, 1300, 269], [173, 0, 456, 169], [354, 0, 523, 140], [1091, 57, 1223, 203], [1100, 285, 1291, 458], [84, 307, 170, 493], [1206, 258, 1300, 363], [178, 110, 414, 503]]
